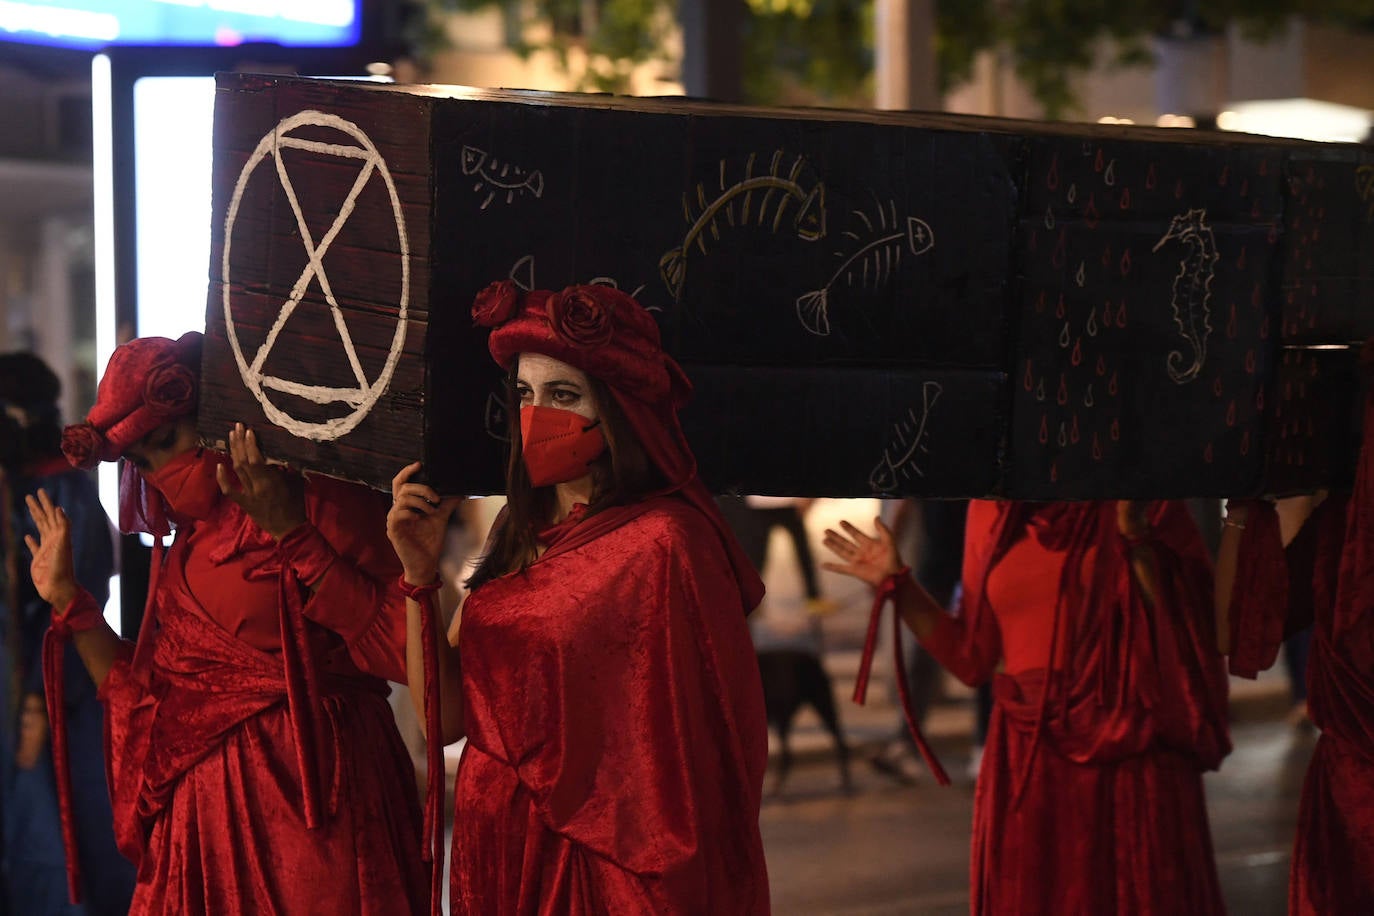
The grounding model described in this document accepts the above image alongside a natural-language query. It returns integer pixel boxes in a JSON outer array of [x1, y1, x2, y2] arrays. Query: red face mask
[[520, 405, 606, 487], [143, 447, 224, 522]]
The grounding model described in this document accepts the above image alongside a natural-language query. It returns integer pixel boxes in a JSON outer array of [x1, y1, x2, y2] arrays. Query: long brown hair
[[465, 364, 666, 591]]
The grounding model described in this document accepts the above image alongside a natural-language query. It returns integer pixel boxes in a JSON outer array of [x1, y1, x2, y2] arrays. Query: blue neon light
[[0, 1, 361, 50]]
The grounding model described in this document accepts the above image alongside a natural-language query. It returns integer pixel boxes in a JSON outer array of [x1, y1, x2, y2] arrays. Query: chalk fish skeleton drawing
[[869, 381, 943, 493], [462, 146, 545, 209], [796, 199, 935, 336], [660, 151, 827, 300], [1153, 208, 1218, 384]]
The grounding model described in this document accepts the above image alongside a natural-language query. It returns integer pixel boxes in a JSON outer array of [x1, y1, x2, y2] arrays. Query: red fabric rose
[[472, 280, 521, 327], [61, 423, 105, 470], [547, 287, 615, 347], [144, 363, 197, 417]]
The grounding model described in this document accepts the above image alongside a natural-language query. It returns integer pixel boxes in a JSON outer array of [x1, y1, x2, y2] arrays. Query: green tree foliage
[[940, 1, 1374, 118], [419, 0, 1374, 113]]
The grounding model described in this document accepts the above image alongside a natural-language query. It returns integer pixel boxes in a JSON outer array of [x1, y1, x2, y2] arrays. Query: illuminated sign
[[0, 0, 360, 49]]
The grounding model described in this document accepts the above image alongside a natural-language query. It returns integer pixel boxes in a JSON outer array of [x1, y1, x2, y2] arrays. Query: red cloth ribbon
[[275, 528, 336, 830], [42, 588, 110, 905], [278, 523, 338, 589], [1226, 500, 1288, 678], [398, 574, 445, 916], [852, 567, 950, 786]]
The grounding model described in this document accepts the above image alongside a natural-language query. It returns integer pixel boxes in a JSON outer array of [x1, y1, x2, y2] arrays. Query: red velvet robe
[[1226, 381, 1374, 913], [95, 477, 427, 915], [451, 494, 770, 914], [1280, 493, 1374, 915], [921, 500, 1230, 915]]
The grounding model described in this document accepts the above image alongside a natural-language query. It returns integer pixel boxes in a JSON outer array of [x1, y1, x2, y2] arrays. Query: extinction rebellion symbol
[[222, 110, 410, 441]]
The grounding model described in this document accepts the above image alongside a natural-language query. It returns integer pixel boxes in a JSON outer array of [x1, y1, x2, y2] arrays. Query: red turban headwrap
[[474, 279, 762, 608], [61, 332, 202, 470]]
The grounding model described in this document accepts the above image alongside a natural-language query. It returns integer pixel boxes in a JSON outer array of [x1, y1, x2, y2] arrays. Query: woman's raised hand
[[387, 462, 460, 585], [217, 422, 307, 539], [24, 488, 78, 611], [821, 518, 905, 588]]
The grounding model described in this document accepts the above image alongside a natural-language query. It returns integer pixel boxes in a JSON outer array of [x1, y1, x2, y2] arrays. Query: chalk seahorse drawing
[[795, 200, 934, 336], [1153, 208, 1218, 384], [659, 152, 826, 300], [869, 381, 943, 493], [462, 146, 545, 209]]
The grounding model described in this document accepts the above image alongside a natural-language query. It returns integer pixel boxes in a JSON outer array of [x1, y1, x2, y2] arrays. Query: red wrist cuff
[[278, 523, 338, 587], [398, 574, 442, 601], [50, 589, 106, 637], [877, 566, 912, 601]]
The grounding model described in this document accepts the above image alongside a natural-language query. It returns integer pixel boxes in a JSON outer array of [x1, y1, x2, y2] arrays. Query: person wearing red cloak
[[25, 332, 427, 915], [1218, 342, 1374, 914], [822, 500, 1231, 915], [387, 282, 771, 914]]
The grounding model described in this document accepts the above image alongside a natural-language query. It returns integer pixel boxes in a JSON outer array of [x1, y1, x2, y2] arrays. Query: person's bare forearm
[[1127, 543, 1161, 610], [892, 573, 954, 642], [72, 623, 128, 689], [1214, 514, 1245, 654], [405, 592, 466, 745], [48, 586, 128, 689]]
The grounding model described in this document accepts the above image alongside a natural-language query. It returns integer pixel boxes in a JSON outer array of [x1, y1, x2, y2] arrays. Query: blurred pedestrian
[[719, 495, 851, 795], [1, 352, 133, 915]]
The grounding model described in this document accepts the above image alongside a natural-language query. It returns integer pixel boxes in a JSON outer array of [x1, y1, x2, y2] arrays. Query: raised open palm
[[821, 518, 905, 588], [24, 488, 78, 610]]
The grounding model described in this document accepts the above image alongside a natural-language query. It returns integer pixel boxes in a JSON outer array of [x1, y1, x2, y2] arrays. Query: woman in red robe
[[387, 282, 770, 914], [25, 332, 427, 915], [1218, 343, 1374, 914], [823, 499, 1231, 915]]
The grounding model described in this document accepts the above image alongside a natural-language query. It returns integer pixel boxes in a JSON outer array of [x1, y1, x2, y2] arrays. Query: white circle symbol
[[222, 110, 410, 441]]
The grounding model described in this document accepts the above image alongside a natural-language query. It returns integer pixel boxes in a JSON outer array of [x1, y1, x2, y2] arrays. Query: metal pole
[[680, 0, 743, 102], [874, 0, 939, 111]]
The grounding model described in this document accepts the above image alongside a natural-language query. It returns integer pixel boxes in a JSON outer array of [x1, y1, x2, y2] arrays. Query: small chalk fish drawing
[[484, 388, 510, 442], [509, 254, 536, 290], [869, 381, 943, 493], [659, 151, 826, 300], [796, 199, 934, 336], [1357, 166, 1374, 220], [1153, 208, 1218, 384], [462, 146, 545, 209]]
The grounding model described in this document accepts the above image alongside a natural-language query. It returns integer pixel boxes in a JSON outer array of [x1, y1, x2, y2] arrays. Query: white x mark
[[248, 132, 378, 399]]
